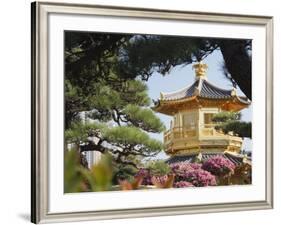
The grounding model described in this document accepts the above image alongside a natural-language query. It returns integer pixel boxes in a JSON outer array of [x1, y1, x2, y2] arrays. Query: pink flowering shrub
[[170, 162, 216, 187], [170, 162, 202, 172], [182, 169, 217, 186], [135, 159, 235, 188], [174, 181, 194, 188], [202, 156, 235, 176], [134, 168, 152, 185]]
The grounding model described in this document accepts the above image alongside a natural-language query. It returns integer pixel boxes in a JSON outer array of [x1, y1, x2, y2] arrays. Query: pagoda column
[[179, 112, 183, 138], [196, 108, 202, 139]]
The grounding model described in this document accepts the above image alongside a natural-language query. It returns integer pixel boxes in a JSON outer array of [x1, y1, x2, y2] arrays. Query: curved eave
[[152, 95, 250, 115], [152, 96, 197, 115], [222, 96, 250, 111], [236, 95, 251, 105]]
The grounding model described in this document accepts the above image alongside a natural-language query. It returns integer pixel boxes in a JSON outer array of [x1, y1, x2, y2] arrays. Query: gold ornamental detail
[[193, 61, 208, 77]]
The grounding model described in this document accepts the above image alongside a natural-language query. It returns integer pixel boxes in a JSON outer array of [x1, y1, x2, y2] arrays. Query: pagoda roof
[[165, 152, 251, 166], [152, 76, 250, 115], [162, 79, 200, 100], [160, 78, 247, 102]]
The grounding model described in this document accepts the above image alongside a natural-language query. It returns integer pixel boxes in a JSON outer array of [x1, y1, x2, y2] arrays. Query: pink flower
[[202, 156, 235, 176], [183, 169, 217, 186], [170, 162, 216, 187], [170, 162, 202, 172], [174, 181, 194, 188], [135, 168, 152, 185]]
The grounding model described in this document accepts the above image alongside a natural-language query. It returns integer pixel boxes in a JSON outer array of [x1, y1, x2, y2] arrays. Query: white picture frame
[[31, 1, 273, 223]]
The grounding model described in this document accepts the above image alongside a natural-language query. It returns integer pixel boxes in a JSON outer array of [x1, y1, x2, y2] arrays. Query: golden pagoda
[[152, 62, 251, 163]]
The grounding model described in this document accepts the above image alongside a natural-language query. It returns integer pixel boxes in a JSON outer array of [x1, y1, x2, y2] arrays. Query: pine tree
[[212, 112, 251, 138], [65, 74, 165, 168]]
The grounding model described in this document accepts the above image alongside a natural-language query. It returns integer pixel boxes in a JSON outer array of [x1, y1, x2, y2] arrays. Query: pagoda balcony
[[163, 125, 243, 155], [164, 127, 197, 143]]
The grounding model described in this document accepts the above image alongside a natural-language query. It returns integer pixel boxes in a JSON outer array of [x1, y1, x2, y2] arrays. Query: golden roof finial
[[193, 61, 208, 78]]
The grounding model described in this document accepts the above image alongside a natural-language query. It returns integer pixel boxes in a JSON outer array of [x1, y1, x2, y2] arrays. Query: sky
[[146, 49, 252, 159]]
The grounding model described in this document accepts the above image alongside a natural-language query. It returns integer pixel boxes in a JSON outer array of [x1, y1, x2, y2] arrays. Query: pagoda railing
[[163, 125, 243, 154], [164, 127, 197, 143], [164, 125, 242, 144]]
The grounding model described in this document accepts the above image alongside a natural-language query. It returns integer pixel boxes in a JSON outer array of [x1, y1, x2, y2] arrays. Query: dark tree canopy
[[119, 36, 251, 98], [65, 32, 134, 127], [219, 39, 252, 99]]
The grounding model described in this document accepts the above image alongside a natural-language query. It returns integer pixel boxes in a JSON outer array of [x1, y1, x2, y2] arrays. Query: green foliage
[[123, 104, 165, 132], [112, 163, 138, 184], [86, 79, 153, 125], [79, 153, 114, 192], [145, 160, 171, 176], [65, 121, 163, 167], [65, 122, 106, 145], [104, 126, 163, 153], [120, 36, 199, 77], [64, 32, 131, 128], [213, 112, 251, 138], [212, 112, 241, 123], [64, 150, 87, 193], [220, 121, 251, 138]]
